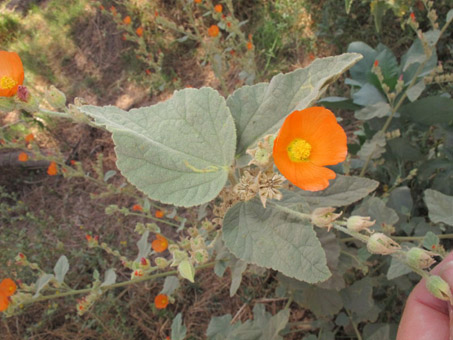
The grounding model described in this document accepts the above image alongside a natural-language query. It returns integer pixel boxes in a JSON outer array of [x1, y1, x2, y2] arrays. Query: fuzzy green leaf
[[53, 255, 69, 284], [80, 88, 236, 207], [424, 189, 453, 226], [178, 260, 195, 283], [222, 199, 330, 284], [227, 53, 363, 155], [171, 313, 187, 340]]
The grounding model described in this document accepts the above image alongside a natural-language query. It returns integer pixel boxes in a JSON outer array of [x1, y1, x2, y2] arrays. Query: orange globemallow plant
[[154, 294, 169, 309], [0, 278, 17, 312], [0, 51, 24, 97], [273, 107, 347, 191]]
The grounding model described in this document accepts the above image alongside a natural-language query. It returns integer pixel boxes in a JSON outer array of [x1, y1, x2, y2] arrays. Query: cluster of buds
[[189, 235, 209, 265], [76, 290, 102, 315], [85, 234, 99, 248], [311, 207, 342, 231], [134, 222, 161, 235]]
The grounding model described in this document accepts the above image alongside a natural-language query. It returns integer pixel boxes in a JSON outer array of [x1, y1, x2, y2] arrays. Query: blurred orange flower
[[152, 235, 168, 253], [136, 26, 144, 37], [0, 278, 17, 312], [18, 152, 28, 162], [247, 41, 253, 50], [214, 4, 222, 13], [123, 16, 131, 25], [0, 51, 24, 97], [25, 133, 34, 143], [194, 0, 202, 3], [154, 294, 169, 309], [155, 210, 164, 218], [208, 25, 219, 37], [273, 107, 347, 191], [47, 161, 58, 176], [132, 204, 143, 212], [110, 6, 117, 15]]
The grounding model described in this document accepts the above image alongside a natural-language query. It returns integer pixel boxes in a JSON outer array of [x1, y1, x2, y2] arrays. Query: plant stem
[[22, 261, 216, 306], [340, 233, 453, 243], [346, 309, 363, 340]]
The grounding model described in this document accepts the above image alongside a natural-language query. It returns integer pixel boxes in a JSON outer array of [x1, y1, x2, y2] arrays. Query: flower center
[[0, 76, 17, 90], [287, 138, 311, 162]]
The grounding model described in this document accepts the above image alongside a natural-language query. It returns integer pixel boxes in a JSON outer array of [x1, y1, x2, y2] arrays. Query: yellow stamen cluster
[[0, 76, 17, 90], [287, 138, 311, 162]]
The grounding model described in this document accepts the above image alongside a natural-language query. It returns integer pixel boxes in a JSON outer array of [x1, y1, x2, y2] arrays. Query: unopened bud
[[45, 85, 67, 109], [311, 207, 342, 231], [192, 249, 209, 264], [367, 233, 401, 255], [426, 275, 453, 303], [346, 216, 375, 233], [17, 85, 30, 102], [406, 247, 436, 269], [155, 257, 169, 269]]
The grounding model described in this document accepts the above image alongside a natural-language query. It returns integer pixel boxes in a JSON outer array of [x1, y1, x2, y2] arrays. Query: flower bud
[[17, 85, 30, 102], [139, 257, 151, 269], [346, 216, 375, 233], [155, 257, 169, 269], [366, 233, 401, 255], [311, 207, 342, 231], [192, 249, 209, 264], [426, 275, 453, 303], [45, 85, 66, 109], [406, 247, 436, 269]]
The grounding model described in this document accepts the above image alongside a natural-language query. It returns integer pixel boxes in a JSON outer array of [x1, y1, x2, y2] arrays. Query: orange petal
[[308, 118, 347, 166], [0, 51, 24, 97], [273, 146, 336, 191], [0, 278, 16, 297], [0, 295, 8, 312]]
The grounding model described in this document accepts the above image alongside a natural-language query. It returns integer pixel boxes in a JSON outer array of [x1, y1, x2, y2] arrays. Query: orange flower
[[152, 235, 168, 253], [0, 278, 17, 312], [247, 41, 253, 50], [132, 204, 143, 212], [154, 294, 169, 309], [208, 25, 219, 37], [47, 161, 58, 176], [214, 4, 222, 13], [273, 107, 347, 191], [18, 152, 28, 162], [194, 0, 202, 3], [136, 26, 144, 37], [155, 210, 164, 218], [25, 133, 34, 143], [0, 51, 24, 97], [123, 16, 131, 25]]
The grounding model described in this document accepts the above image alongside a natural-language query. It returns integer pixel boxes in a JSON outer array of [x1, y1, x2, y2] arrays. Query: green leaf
[[222, 199, 330, 284], [80, 88, 237, 207], [347, 42, 377, 85], [355, 102, 390, 120], [254, 305, 289, 340], [281, 175, 379, 209], [357, 131, 386, 161], [161, 276, 180, 295], [406, 80, 426, 102], [401, 38, 437, 80], [387, 256, 411, 280], [423, 231, 440, 250], [178, 260, 195, 283], [230, 258, 247, 297], [227, 53, 363, 155], [345, 0, 354, 14], [53, 255, 69, 284], [399, 96, 453, 126], [171, 313, 187, 340], [101, 268, 117, 287], [352, 197, 399, 232], [103, 170, 116, 182], [298, 284, 343, 317], [317, 96, 361, 111], [136, 231, 151, 262], [447, 9, 453, 23], [33, 274, 54, 298], [340, 277, 374, 315], [206, 314, 261, 340], [424, 189, 453, 226]]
